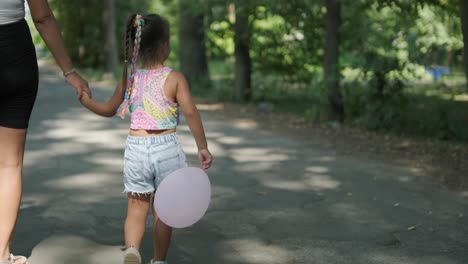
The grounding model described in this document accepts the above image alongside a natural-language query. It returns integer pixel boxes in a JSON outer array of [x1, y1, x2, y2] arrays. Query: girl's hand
[[65, 72, 92, 99], [198, 149, 213, 170]]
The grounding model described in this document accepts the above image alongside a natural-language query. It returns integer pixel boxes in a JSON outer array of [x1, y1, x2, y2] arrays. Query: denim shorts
[[123, 133, 187, 194]]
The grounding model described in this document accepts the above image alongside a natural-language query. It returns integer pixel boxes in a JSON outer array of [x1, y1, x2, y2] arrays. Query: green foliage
[[44, 0, 151, 68], [337, 0, 466, 140], [364, 56, 407, 130], [344, 57, 404, 128], [400, 94, 468, 141], [30, 0, 467, 141], [205, 1, 325, 81]]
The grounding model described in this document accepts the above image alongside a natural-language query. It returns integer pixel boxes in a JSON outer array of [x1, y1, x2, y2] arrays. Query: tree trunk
[[324, 0, 344, 121], [103, 0, 118, 73], [234, 3, 252, 102], [178, 0, 209, 88], [460, 0, 468, 91]]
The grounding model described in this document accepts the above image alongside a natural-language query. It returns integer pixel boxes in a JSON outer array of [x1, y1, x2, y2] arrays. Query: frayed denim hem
[[122, 188, 154, 197]]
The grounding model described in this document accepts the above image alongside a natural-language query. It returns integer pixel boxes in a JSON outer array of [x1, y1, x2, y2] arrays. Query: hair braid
[[117, 14, 144, 118], [122, 17, 133, 84]]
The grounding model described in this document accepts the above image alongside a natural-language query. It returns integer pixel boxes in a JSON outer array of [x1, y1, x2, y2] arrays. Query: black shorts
[[0, 19, 38, 129]]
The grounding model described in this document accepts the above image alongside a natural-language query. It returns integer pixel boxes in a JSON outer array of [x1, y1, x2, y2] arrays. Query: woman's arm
[[173, 72, 213, 169], [80, 80, 126, 117], [27, 0, 90, 98]]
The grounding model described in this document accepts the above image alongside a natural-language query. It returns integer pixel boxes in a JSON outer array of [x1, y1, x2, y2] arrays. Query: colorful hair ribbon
[[117, 14, 144, 118]]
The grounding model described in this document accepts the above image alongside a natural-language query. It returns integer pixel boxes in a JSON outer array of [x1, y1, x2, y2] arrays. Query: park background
[[29, 0, 468, 187], [14, 1, 468, 263]]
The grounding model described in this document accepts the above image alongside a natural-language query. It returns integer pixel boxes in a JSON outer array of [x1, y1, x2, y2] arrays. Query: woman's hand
[[65, 72, 92, 99], [198, 149, 213, 170]]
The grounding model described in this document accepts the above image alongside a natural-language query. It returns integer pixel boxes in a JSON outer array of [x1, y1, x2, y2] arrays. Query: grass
[[206, 63, 468, 142]]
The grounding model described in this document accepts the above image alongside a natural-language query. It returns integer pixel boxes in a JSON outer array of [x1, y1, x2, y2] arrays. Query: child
[[79, 14, 213, 264]]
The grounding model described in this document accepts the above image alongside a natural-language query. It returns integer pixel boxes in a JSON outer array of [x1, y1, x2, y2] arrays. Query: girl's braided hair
[[117, 13, 169, 117]]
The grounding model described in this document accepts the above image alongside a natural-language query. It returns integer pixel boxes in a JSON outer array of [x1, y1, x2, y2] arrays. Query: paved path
[[12, 63, 468, 263]]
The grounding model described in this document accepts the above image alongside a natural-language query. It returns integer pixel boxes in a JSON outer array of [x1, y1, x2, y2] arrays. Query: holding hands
[[64, 70, 92, 99]]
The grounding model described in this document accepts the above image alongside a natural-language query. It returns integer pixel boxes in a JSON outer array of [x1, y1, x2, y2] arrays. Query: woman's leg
[[151, 203, 172, 261], [125, 193, 151, 249], [0, 127, 27, 261]]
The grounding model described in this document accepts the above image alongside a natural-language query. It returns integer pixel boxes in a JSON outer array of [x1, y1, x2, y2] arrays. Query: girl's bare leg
[[151, 201, 172, 261], [124, 193, 151, 249]]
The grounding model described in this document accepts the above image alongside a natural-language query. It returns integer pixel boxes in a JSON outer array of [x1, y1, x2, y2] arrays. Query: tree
[[324, 0, 344, 121], [234, 2, 252, 101], [178, 0, 210, 88], [460, 0, 468, 91], [46, 0, 151, 69], [103, 0, 118, 73]]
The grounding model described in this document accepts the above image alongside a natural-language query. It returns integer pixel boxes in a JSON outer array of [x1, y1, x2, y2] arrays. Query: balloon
[[154, 167, 211, 228]]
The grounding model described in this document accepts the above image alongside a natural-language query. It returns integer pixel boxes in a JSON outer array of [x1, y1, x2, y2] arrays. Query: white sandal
[[123, 247, 141, 264], [149, 260, 167, 264], [0, 254, 28, 264]]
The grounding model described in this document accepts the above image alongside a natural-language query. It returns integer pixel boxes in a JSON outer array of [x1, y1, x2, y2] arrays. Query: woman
[[0, 1, 91, 263]]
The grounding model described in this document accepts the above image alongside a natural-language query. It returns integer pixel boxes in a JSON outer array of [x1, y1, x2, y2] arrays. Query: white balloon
[[154, 167, 211, 228]]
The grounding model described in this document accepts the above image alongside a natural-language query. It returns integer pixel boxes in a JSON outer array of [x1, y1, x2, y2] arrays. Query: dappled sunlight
[[84, 154, 123, 168], [72, 192, 124, 203], [195, 103, 224, 110], [43, 173, 119, 190], [233, 162, 277, 172], [30, 141, 91, 155], [408, 167, 424, 175], [43, 127, 126, 146], [260, 173, 341, 192], [216, 135, 246, 145], [178, 133, 227, 157], [74, 131, 127, 146], [28, 235, 121, 263], [262, 179, 311, 191], [230, 118, 258, 129], [205, 131, 228, 138], [21, 195, 52, 209], [230, 148, 289, 162], [23, 150, 59, 168], [305, 174, 341, 191], [397, 175, 414, 183], [310, 156, 337, 162], [306, 166, 330, 174], [222, 238, 290, 263]]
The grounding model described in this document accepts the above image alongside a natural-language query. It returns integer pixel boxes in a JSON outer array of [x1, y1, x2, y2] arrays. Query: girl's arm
[[173, 72, 213, 169], [80, 80, 126, 117], [27, 0, 90, 98]]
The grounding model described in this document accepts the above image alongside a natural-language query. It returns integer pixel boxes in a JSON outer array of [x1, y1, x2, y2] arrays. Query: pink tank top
[[128, 67, 179, 130]]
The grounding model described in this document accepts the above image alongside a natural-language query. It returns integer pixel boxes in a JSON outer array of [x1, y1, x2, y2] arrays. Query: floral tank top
[[128, 67, 179, 130]]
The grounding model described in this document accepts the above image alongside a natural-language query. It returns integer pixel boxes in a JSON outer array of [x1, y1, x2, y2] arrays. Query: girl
[[79, 14, 213, 264]]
